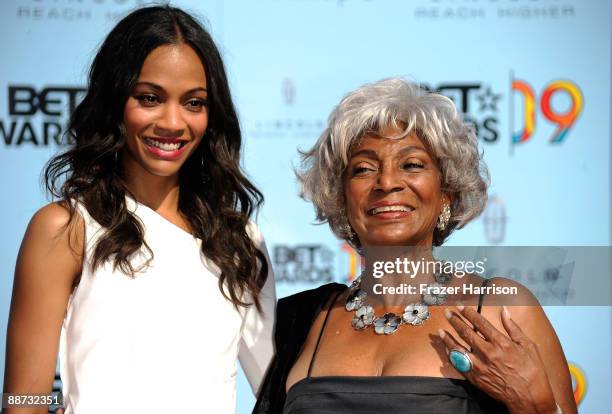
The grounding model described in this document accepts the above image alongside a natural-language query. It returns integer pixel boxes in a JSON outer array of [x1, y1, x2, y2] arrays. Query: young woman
[[3, 6, 275, 414]]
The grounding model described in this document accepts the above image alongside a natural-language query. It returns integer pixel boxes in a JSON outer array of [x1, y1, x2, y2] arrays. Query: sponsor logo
[[483, 195, 507, 244], [1, 85, 86, 147], [415, 0, 577, 20], [273, 244, 334, 283], [13, 0, 148, 22], [282, 78, 296, 106], [247, 78, 325, 139]]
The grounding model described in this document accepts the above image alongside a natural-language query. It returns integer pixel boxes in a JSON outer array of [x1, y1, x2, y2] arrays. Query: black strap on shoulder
[[477, 278, 491, 314], [307, 290, 343, 378]]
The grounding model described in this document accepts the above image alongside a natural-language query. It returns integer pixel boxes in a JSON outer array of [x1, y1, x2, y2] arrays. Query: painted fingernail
[[503, 305, 511, 319], [457, 305, 465, 311], [438, 328, 446, 339], [444, 309, 452, 319]]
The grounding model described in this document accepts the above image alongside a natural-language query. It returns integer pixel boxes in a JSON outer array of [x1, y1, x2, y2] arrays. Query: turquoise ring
[[449, 349, 473, 373]]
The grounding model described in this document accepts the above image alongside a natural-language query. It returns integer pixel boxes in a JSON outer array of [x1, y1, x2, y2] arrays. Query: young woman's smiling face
[[343, 128, 447, 248], [122, 43, 208, 179]]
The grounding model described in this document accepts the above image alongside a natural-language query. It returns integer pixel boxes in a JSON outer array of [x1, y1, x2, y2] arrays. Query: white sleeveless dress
[[59, 195, 276, 413]]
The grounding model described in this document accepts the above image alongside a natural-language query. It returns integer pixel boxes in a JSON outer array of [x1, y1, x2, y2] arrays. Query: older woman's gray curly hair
[[296, 77, 489, 248]]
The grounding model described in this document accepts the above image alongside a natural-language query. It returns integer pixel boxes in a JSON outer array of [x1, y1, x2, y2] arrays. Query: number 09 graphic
[[512, 79, 583, 144], [568, 362, 587, 406]]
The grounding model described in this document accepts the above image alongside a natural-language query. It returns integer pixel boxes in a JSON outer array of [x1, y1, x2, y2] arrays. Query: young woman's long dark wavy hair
[[44, 5, 268, 310]]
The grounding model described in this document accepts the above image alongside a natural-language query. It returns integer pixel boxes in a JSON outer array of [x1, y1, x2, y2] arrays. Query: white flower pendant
[[402, 303, 430, 326]]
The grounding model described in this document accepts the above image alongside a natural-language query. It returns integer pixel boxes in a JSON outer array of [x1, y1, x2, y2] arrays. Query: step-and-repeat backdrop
[[0, 0, 610, 412]]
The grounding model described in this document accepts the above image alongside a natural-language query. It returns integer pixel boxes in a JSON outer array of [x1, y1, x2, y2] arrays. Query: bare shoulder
[[27, 201, 83, 244], [18, 201, 85, 278], [454, 274, 537, 308], [480, 278, 576, 413], [5, 201, 85, 395], [486, 276, 541, 308], [476, 276, 552, 335], [455, 275, 544, 332], [29, 201, 81, 234]]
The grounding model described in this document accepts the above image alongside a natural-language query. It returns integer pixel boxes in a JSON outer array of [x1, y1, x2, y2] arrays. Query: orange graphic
[[540, 80, 583, 143], [341, 242, 361, 284], [512, 79, 536, 144], [569, 362, 587, 405]]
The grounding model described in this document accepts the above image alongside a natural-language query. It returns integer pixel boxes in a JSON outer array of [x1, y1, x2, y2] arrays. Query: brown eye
[[403, 162, 424, 170], [352, 166, 374, 176], [136, 94, 159, 106], [186, 98, 208, 111]]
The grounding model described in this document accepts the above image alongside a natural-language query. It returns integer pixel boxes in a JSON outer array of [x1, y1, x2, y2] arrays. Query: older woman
[[254, 78, 576, 414]]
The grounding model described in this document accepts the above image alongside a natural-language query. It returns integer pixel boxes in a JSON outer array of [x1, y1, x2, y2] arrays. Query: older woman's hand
[[439, 306, 558, 414]]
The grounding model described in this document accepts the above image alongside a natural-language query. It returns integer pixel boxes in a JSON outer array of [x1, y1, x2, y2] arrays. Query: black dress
[[254, 281, 509, 414]]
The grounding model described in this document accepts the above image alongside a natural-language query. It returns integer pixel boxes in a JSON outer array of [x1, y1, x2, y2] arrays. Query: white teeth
[[144, 138, 183, 151], [371, 205, 414, 215]]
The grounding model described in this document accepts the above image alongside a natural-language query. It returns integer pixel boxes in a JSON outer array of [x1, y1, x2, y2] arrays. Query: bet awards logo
[[422, 83, 501, 143], [273, 244, 334, 283], [424, 76, 583, 148], [1, 85, 85, 147]]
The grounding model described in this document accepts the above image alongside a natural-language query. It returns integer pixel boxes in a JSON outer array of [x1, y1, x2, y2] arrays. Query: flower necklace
[[345, 263, 453, 335]]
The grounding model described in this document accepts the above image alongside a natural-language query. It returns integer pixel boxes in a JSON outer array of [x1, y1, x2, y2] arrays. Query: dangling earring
[[342, 222, 357, 242], [437, 202, 451, 231]]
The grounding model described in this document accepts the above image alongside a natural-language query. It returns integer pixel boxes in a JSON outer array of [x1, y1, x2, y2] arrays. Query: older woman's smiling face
[[343, 128, 446, 247]]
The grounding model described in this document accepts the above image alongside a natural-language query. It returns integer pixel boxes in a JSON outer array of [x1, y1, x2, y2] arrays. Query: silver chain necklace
[[345, 263, 453, 335]]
